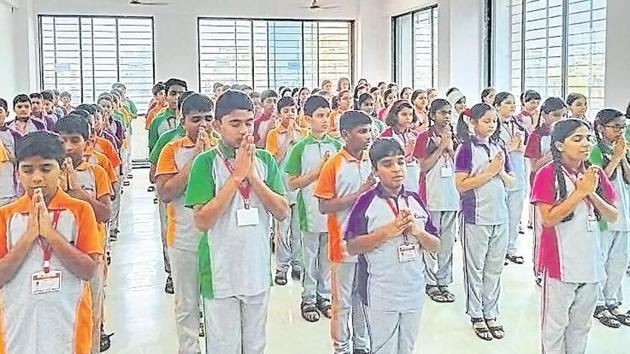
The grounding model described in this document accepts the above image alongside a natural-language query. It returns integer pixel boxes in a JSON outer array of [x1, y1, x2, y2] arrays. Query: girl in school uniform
[[532, 118, 618, 354], [454, 103, 514, 341], [337, 77, 351, 94], [566, 93, 588, 121], [377, 89, 397, 122], [516, 89, 542, 132], [414, 98, 459, 303], [426, 88, 437, 107], [381, 100, 421, 194], [370, 87, 384, 113], [400, 87, 413, 102], [357, 93, 386, 138], [589, 109, 630, 328], [411, 89, 429, 132], [447, 90, 467, 116], [492, 92, 529, 265], [481, 87, 497, 106]]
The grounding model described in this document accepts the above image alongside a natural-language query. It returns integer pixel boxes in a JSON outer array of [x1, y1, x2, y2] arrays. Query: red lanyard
[[385, 196, 411, 242], [218, 149, 252, 208], [39, 210, 62, 273]]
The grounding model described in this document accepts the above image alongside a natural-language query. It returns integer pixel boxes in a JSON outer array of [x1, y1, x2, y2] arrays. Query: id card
[[587, 215, 597, 232], [237, 207, 260, 226], [31, 271, 62, 295], [398, 244, 418, 263], [441, 166, 453, 177]]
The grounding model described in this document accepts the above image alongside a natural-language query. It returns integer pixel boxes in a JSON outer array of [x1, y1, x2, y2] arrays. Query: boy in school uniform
[[146, 82, 168, 130], [8, 94, 47, 134], [344, 138, 440, 354], [266, 96, 307, 284], [314, 110, 376, 354], [30, 92, 56, 129], [42, 90, 64, 120], [185, 90, 289, 354], [155, 93, 217, 353], [253, 89, 278, 148], [60, 91, 74, 114], [285, 95, 342, 322], [0, 98, 21, 207], [149, 78, 188, 153], [112, 83, 138, 119], [0, 130, 102, 354]]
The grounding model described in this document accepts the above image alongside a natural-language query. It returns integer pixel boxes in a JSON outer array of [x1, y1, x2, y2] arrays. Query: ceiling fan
[[301, 0, 339, 10], [129, 0, 170, 6]]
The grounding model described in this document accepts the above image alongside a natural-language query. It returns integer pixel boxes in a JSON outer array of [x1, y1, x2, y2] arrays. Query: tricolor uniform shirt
[[496, 117, 528, 191], [0, 191, 102, 354], [0, 127, 21, 205], [344, 184, 437, 312], [454, 137, 512, 225], [7, 118, 46, 134], [71, 161, 113, 244], [83, 147, 119, 185], [156, 136, 218, 251], [285, 134, 342, 233], [531, 162, 616, 283], [413, 129, 459, 212], [381, 127, 420, 193], [266, 125, 306, 204], [149, 125, 186, 165], [524, 127, 552, 161], [589, 144, 630, 232], [253, 112, 275, 148], [313, 149, 372, 263], [185, 141, 285, 299], [148, 108, 177, 151]]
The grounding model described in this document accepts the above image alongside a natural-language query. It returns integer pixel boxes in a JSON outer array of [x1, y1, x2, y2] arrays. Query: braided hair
[[593, 109, 629, 183], [456, 103, 493, 144], [535, 97, 567, 132], [426, 99, 458, 155]]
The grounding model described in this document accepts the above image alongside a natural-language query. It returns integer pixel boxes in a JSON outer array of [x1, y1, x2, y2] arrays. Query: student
[[454, 103, 514, 341], [377, 81, 387, 94], [54, 116, 113, 353], [60, 91, 74, 114], [387, 83, 399, 95], [281, 88, 293, 98], [516, 89, 542, 132], [8, 94, 47, 134], [0, 97, 21, 207], [588, 109, 630, 328], [110, 90, 134, 181], [414, 98, 459, 303], [112, 83, 138, 119], [532, 119, 618, 353], [353, 85, 368, 104], [211, 82, 224, 102], [447, 90, 467, 116], [297, 87, 311, 128], [42, 90, 65, 120], [481, 87, 497, 106], [370, 87, 383, 113], [149, 78, 188, 152], [30, 92, 56, 129], [337, 77, 351, 94], [566, 93, 588, 120], [328, 90, 353, 139], [357, 93, 385, 138], [285, 95, 342, 322], [426, 88, 437, 107], [344, 138, 440, 354], [155, 93, 216, 354], [266, 97, 306, 285], [314, 110, 376, 354], [381, 100, 420, 194], [145, 82, 167, 130], [98, 93, 126, 149], [185, 90, 288, 354], [0, 130, 102, 354], [377, 89, 396, 121], [356, 78, 369, 88], [492, 92, 529, 265], [399, 87, 412, 101], [253, 89, 278, 148], [249, 91, 263, 118], [411, 89, 429, 132], [322, 79, 333, 95]]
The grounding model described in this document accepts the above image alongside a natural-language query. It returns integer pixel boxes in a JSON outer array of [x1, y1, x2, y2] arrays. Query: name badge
[[587, 215, 597, 232], [237, 207, 260, 226], [441, 166, 453, 177], [31, 271, 62, 295], [398, 244, 418, 263]]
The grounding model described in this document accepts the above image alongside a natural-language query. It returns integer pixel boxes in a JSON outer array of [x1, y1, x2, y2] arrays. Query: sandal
[[471, 318, 493, 341], [274, 271, 288, 286], [506, 255, 525, 264], [594, 306, 621, 328], [607, 305, 630, 327], [301, 302, 320, 322], [485, 318, 505, 339], [426, 285, 451, 303], [438, 286, 456, 302], [316, 299, 333, 319], [100, 325, 114, 352]]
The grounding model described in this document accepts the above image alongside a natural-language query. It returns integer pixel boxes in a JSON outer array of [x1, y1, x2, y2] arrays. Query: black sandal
[[316, 299, 333, 319], [471, 318, 493, 341], [506, 255, 525, 264], [426, 285, 451, 303], [438, 286, 456, 302], [301, 302, 320, 322], [485, 318, 505, 339], [100, 325, 114, 352], [274, 271, 288, 286], [607, 305, 630, 327], [594, 306, 621, 328]]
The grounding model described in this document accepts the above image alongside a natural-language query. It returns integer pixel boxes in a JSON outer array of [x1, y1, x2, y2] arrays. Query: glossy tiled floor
[[104, 168, 630, 354]]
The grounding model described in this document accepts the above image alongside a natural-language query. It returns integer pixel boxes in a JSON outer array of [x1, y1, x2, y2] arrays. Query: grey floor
[[103, 167, 630, 354]]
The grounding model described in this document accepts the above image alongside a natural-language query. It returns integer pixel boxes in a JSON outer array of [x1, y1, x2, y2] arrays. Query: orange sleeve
[[99, 156, 118, 183], [155, 142, 179, 176], [102, 140, 122, 169], [313, 155, 340, 200], [266, 129, 279, 157], [91, 165, 113, 199], [74, 202, 103, 255], [0, 208, 8, 258]]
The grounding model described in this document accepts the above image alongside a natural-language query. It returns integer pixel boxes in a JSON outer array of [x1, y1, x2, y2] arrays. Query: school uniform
[[32, 112, 56, 130], [185, 141, 285, 354], [0, 126, 21, 207], [370, 118, 386, 139], [266, 126, 306, 275], [381, 127, 420, 193], [589, 145, 630, 308], [285, 134, 342, 307], [515, 110, 535, 133], [253, 112, 275, 149], [0, 190, 102, 354], [454, 137, 512, 320], [157, 136, 217, 354], [314, 149, 371, 354], [344, 184, 438, 354], [414, 129, 459, 288], [532, 163, 616, 354], [496, 118, 529, 259], [148, 108, 178, 152], [7, 117, 47, 134]]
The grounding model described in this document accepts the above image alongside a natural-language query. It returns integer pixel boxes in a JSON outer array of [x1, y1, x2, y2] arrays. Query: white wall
[[0, 1, 18, 99]]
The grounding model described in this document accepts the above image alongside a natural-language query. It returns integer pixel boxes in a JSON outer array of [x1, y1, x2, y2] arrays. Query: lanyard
[[384, 196, 411, 243], [38, 210, 62, 273], [218, 149, 252, 208]]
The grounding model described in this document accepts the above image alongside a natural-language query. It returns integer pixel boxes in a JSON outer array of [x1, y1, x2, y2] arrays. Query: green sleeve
[[256, 150, 286, 196], [128, 100, 138, 116], [588, 145, 604, 167], [149, 131, 172, 164], [284, 141, 305, 176], [333, 139, 343, 150], [185, 151, 217, 208], [148, 115, 162, 151]]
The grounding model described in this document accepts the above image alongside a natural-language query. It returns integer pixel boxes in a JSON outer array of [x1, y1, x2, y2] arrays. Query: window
[[393, 6, 439, 89], [507, 0, 606, 116], [39, 16, 155, 112], [198, 18, 353, 92]]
